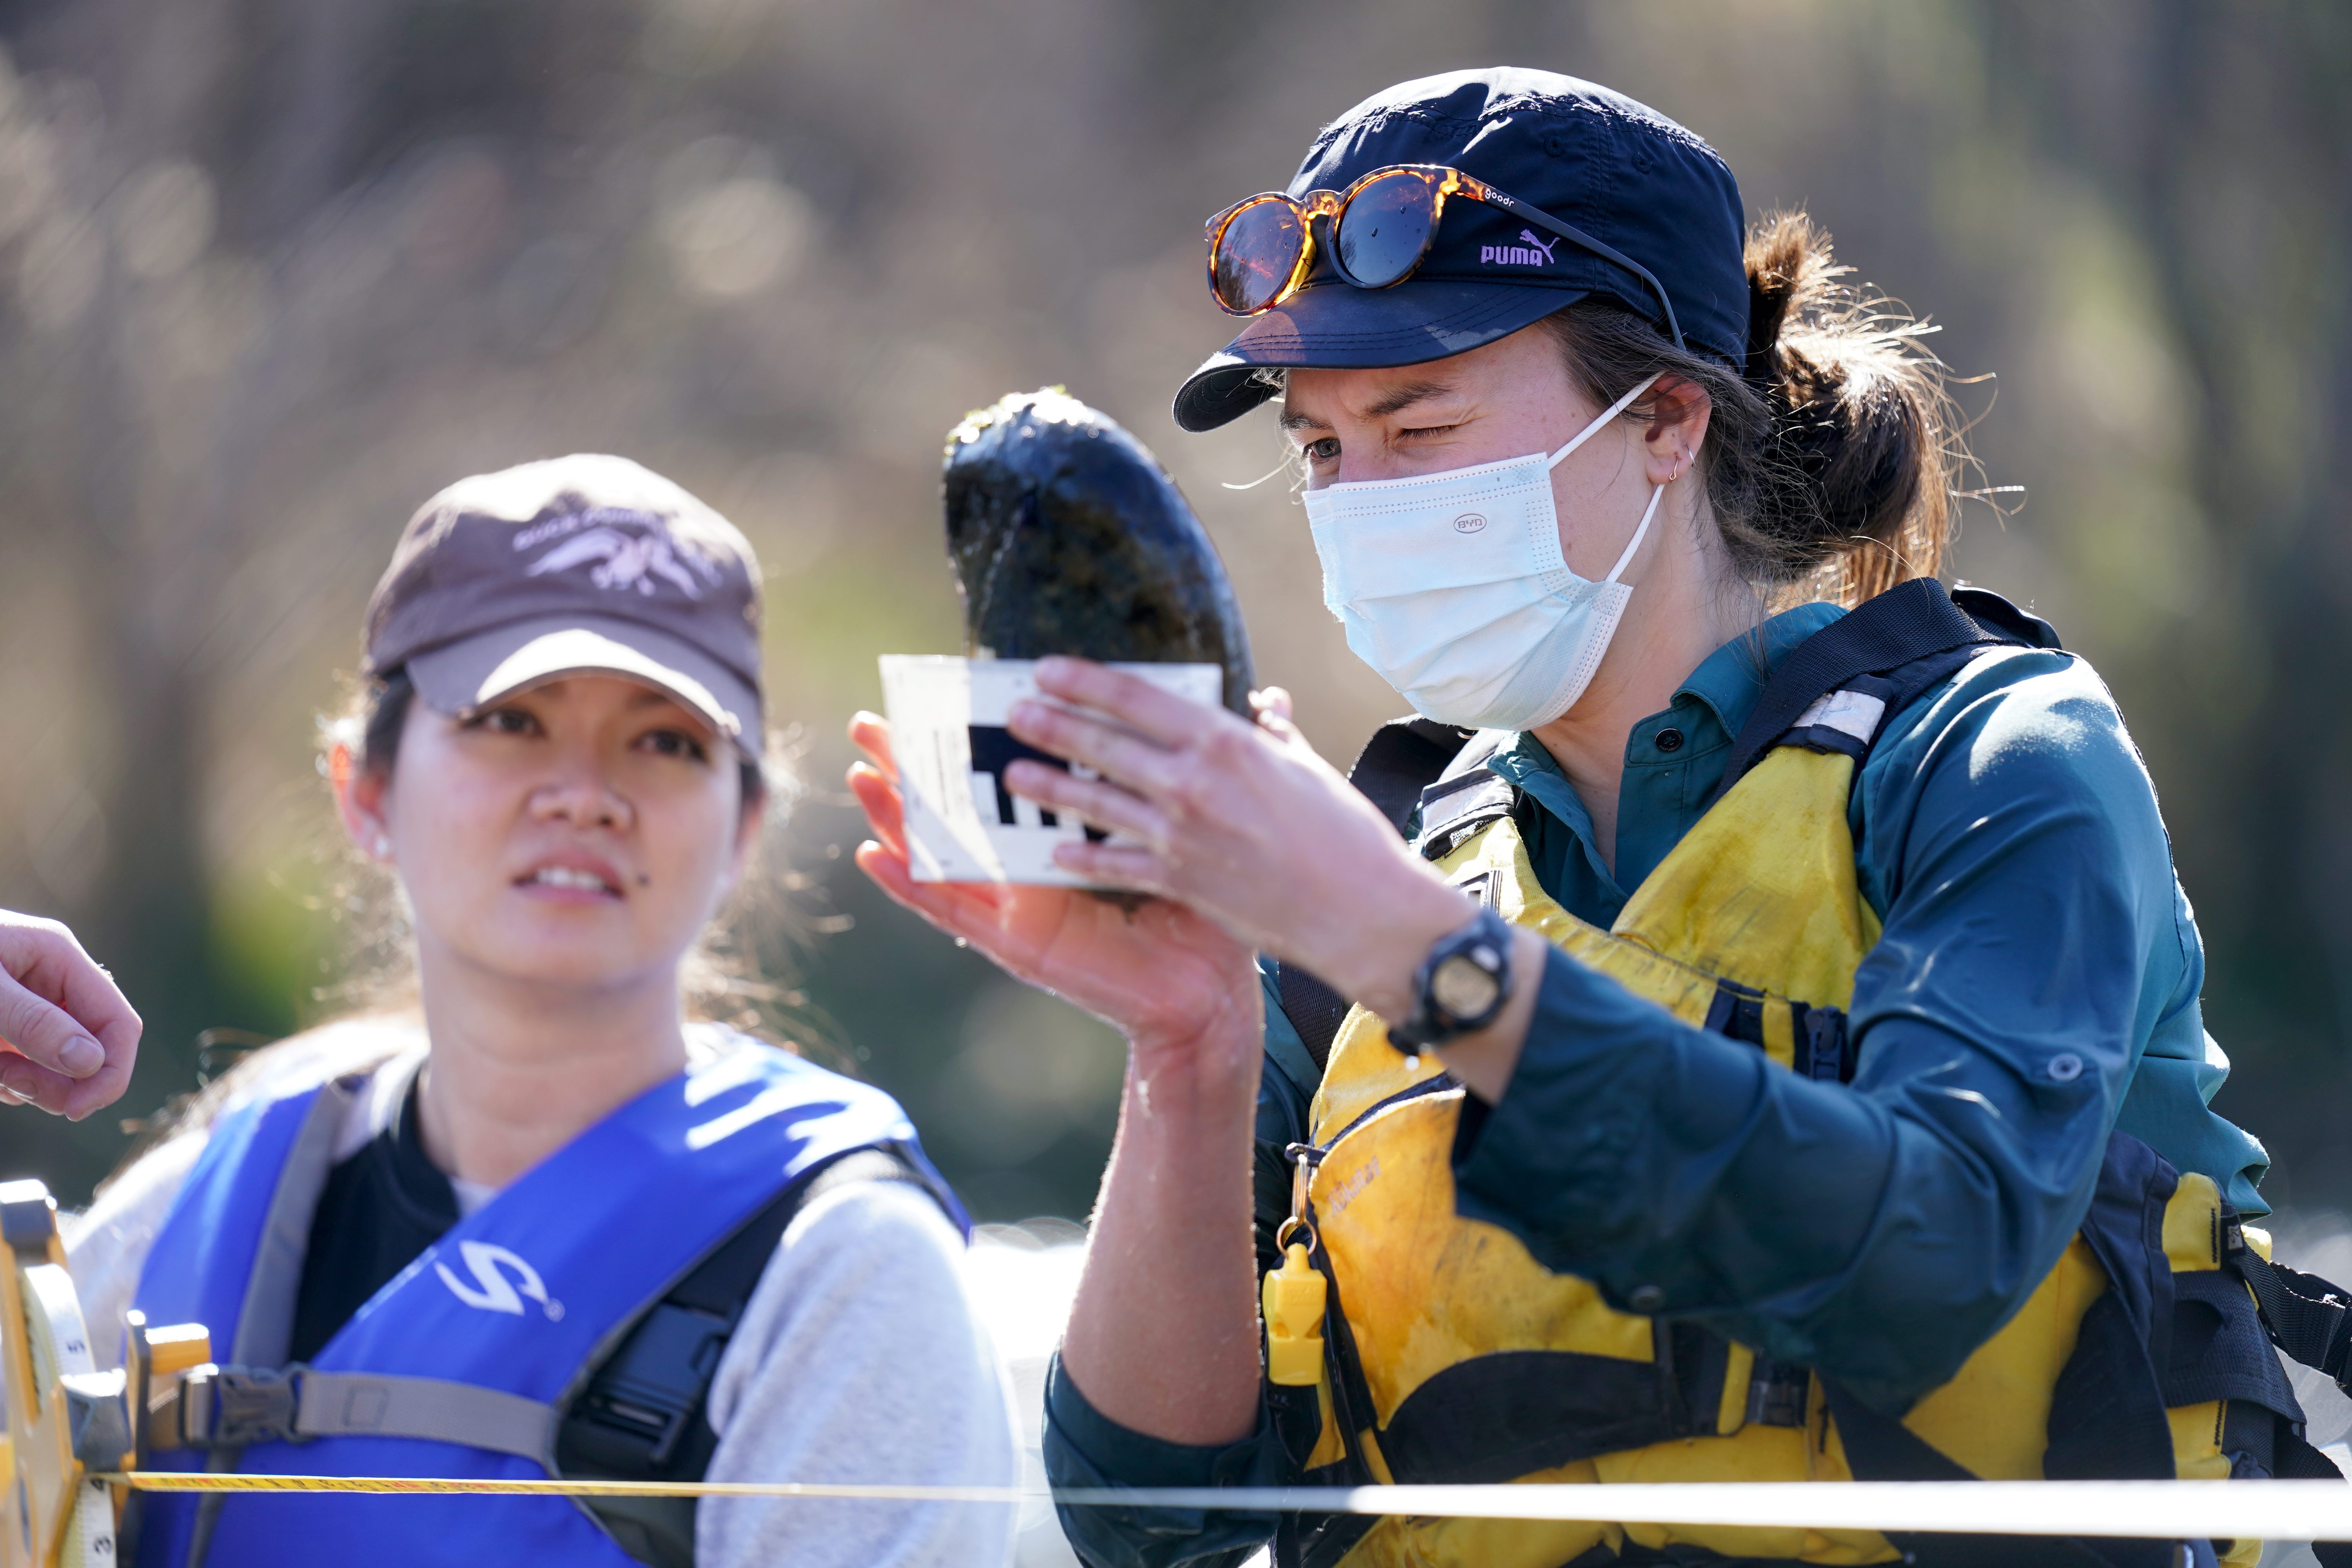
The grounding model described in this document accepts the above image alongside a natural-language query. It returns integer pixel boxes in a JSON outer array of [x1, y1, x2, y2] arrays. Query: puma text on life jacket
[[1265, 583, 2352, 1568], [129, 1034, 961, 1568]]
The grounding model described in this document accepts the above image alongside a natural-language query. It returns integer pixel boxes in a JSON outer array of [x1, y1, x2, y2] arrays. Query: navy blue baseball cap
[[1173, 68, 1749, 433]]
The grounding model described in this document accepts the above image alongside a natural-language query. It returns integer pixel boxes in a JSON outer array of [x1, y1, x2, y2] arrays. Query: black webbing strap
[[1952, 584, 2063, 652], [2225, 1225, 2352, 1394], [1714, 579, 2010, 800], [1275, 961, 1352, 1073], [2276, 1430, 2352, 1568], [1346, 717, 1476, 833]]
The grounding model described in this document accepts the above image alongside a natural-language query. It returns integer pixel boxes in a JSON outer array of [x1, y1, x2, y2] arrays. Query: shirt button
[[1654, 728, 1684, 754], [1628, 1285, 1666, 1313], [2048, 1053, 2084, 1083]]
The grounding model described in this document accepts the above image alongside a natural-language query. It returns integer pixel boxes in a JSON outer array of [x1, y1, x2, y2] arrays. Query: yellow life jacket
[[1267, 585, 2343, 1568]]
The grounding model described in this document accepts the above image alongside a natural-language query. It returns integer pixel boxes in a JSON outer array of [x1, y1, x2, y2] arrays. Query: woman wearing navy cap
[[852, 69, 2344, 1568]]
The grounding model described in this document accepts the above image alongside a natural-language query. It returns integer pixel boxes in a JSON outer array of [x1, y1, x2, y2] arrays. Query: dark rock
[[943, 388, 1256, 714]]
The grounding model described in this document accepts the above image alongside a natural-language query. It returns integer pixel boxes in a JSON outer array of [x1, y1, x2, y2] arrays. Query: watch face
[[1430, 951, 1502, 1023]]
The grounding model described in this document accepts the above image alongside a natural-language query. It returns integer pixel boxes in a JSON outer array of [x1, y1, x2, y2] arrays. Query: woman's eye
[[466, 707, 538, 736], [640, 729, 710, 764], [1303, 437, 1341, 463]]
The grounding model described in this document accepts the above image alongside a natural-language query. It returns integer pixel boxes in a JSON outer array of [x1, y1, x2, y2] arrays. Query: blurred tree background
[[1, 0, 2346, 1223]]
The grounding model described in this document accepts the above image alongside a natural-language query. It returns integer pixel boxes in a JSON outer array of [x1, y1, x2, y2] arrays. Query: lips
[[514, 855, 624, 898]]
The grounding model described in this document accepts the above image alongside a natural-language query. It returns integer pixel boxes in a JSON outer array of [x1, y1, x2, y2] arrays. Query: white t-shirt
[[64, 1021, 1022, 1568]]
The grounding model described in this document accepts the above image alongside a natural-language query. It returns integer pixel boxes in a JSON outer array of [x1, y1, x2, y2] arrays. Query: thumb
[[0, 967, 105, 1080]]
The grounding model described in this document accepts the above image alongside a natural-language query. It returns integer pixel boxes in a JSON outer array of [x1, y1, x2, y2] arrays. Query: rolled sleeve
[[1452, 649, 2215, 1416], [1042, 1357, 1285, 1568]]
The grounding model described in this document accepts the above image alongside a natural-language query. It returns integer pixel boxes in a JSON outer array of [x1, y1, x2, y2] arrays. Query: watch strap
[[1390, 906, 1515, 1051]]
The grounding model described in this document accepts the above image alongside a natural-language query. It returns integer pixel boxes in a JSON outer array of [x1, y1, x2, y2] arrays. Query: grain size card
[[877, 655, 1223, 886]]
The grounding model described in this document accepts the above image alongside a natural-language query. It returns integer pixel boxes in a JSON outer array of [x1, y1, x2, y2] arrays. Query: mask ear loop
[[1544, 371, 1663, 469], [1544, 370, 1668, 587], [1603, 484, 1665, 586]]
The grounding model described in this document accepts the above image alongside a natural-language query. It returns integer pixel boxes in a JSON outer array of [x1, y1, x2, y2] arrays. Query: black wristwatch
[[1389, 906, 1515, 1052]]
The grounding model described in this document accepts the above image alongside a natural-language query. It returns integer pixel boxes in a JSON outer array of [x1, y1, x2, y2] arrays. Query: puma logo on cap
[[1480, 230, 1561, 268]]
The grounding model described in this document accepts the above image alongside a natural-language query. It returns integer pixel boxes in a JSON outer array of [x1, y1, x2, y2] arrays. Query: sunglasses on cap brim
[[1204, 163, 1684, 351]]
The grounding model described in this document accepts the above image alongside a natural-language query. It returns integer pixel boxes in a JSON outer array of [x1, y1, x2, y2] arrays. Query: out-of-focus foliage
[[0, 1, 2346, 1222]]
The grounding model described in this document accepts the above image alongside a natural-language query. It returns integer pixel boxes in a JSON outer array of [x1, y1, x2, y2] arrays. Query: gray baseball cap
[[363, 454, 764, 739]]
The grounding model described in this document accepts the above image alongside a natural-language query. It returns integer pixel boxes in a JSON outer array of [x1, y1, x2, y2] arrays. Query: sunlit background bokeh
[[0, 9, 2348, 1555]]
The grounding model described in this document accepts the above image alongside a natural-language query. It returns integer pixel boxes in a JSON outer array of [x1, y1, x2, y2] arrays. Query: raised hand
[[993, 658, 1478, 1024], [848, 711, 1261, 1067], [851, 705, 1273, 1447], [0, 911, 143, 1120]]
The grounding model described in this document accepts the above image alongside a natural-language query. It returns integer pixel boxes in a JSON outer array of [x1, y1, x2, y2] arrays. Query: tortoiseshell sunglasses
[[1204, 163, 1684, 349]]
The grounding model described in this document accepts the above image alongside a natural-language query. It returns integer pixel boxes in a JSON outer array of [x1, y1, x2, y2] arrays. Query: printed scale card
[[878, 655, 1222, 885]]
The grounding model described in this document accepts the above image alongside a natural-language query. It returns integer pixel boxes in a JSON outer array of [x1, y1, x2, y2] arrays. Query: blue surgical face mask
[[1302, 374, 1663, 732]]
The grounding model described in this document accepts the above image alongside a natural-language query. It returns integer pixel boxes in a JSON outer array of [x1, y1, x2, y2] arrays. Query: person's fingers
[[1049, 839, 1170, 894], [847, 711, 898, 778], [0, 1051, 74, 1115], [848, 761, 911, 859], [1250, 686, 1296, 724], [39, 946, 142, 1115], [0, 916, 144, 1120], [1031, 657, 1224, 747], [1007, 699, 1195, 799], [0, 966, 106, 1077], [855, 838, 951, 919], [853, 840, 1014, 940], [0, 931, 139, 1121], [1004, 760, 1168, 846], [0, 997, 136, 1116], [56, 1043, 136, 1120]]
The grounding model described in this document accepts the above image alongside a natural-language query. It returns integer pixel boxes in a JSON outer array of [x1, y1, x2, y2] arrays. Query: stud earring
[[374, 835, 392, 858]]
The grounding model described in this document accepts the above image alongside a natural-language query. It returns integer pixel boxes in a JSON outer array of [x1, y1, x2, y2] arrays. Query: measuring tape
[[11, 1177, 2352, 1568]]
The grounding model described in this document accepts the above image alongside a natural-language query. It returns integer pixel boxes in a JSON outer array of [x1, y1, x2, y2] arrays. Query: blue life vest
[[131, 1034, 962, 1568]]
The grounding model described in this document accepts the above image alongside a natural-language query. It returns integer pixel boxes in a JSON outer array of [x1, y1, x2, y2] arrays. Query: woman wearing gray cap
[[65, 455, 1019, 1568], [853, 69, 2345, 1568]]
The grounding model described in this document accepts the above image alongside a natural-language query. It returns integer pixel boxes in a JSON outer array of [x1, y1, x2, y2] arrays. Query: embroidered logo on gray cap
[[515, 506, 724, 599]]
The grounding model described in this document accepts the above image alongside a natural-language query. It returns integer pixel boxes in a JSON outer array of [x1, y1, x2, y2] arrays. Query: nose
[[529, 756, 632, 833], [1332, 450, 1403, 485], [1330, 434, 1423, 486]]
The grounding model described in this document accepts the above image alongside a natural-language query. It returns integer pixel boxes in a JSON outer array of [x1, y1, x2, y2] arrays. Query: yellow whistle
[[1261, 1242, 1327, 1387]]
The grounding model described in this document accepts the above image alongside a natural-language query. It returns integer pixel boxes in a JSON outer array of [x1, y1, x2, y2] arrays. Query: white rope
[[102, 1474, 2352, 1540], [1072, 1480, 2352, 1540]]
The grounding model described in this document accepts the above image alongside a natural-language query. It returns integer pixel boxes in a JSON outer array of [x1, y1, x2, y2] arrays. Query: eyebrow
[[1279, 378, 1460, 432]]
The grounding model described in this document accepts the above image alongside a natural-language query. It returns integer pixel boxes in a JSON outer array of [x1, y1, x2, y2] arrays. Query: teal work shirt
[[1043, 602, 2270, 1568]]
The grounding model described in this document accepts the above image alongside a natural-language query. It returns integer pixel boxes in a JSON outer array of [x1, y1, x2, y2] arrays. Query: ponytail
[[1542, 211, 1964, 606]]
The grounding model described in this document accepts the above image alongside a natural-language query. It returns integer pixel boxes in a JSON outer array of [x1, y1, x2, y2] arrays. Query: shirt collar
[[1474, 601, 1849, 900], [1672, 601, 1846, 744]]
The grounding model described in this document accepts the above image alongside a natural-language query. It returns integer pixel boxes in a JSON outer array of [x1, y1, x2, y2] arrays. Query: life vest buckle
[[181, 1363, 309, 1449], [1796, 1004, 1853, 1084], [1745, 1358, 1811, 1428]]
